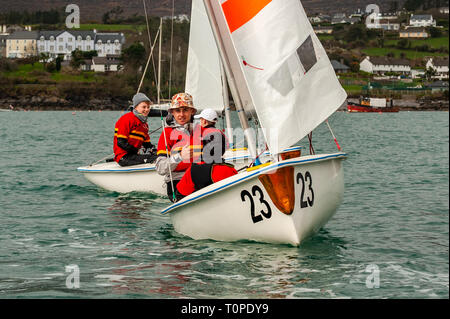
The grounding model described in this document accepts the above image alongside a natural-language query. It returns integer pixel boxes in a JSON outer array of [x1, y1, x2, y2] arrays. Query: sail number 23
[[241, 186, 272, 224], [240, 171, 315, 224], [297, 171, 314, 208]]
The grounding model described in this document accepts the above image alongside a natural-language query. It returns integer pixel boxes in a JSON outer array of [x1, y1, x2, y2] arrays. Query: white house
[[38, 30, 95, 60], [0, 25, 8, 34], [313, 26, 333, 34], [426, 57, 449, 80], [409, 14, 436, 27], [366, 13, 400, 30], [91, 55, 122, 72], [360, 56, 411, 75], [162, 14, 190, 23], [94, 33, 125, 57], [36, 30, 123, 61], [37, 31, 62, 59], [411, 69, 426, 79]]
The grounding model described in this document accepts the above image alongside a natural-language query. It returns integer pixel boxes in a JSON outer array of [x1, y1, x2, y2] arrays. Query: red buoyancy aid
[[114, 112, 151, 162], [156, 126, 203, 172]]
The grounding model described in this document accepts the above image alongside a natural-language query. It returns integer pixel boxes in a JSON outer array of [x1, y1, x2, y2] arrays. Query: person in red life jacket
[[155, 93, 199, 202], [113, 93, 157, 167], [176, 108, 238, 199]]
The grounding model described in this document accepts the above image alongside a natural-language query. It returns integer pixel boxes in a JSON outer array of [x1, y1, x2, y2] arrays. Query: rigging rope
[[143, 0, 175, 202], [325, 119, 342, 152], [168, 0, 175, 99], [137, 27, 161, 94], [142, 0, 159, 92]]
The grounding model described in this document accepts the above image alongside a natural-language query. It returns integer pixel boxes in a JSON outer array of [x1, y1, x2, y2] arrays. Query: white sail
[[206, 0, 347, 154], [185, 0, 225, 111]]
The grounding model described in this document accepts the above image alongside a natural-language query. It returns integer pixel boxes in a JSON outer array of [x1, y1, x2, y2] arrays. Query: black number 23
[[241, 186, 272, 223], [297, 171, 314, 208]]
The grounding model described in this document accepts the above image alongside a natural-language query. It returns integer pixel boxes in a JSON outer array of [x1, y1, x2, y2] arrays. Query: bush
[[397, 39, 410, 49], [429, 27, 443, 38], [45, 62, 57, 73], [0, 58, 18, 72]]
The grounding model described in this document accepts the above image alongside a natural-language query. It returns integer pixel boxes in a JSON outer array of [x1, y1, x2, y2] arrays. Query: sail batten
[[205, 0, 347, 154]]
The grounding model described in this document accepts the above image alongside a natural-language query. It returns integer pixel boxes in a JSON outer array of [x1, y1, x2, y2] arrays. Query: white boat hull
[[78, 162, 165, 194], [77, 148, 293, 195], [162, 153, 346, 246]]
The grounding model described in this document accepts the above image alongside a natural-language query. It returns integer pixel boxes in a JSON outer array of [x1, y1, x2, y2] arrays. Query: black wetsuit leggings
[[118, 153, 157, 167], [166, 180, 184, 203]]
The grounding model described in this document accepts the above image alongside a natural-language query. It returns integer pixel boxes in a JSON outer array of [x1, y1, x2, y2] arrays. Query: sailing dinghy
[[78, 0, 261, 195], [161, 0, 347, 246]]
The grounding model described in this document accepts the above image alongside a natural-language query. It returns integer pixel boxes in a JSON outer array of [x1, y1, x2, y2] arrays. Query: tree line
[[0, 9, 63, 25], [403, 0, 449, 11]]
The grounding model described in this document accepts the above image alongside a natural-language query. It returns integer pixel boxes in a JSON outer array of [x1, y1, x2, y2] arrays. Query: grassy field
[[342, 84, 365, 94], [2, 62, 45, 77], [2, 62, 97, 82], [361, 47, 448, 59], [385, 37, 449, 49], [318, 34, 334, 41], [77, 24, 146, 32]]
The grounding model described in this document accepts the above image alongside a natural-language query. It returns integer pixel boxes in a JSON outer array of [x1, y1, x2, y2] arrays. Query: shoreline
[[1, 98, 448, 112]]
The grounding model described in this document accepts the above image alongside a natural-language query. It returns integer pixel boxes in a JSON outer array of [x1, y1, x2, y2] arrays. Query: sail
[[205, 0, 347, 154], [185, 0, 225, 111]]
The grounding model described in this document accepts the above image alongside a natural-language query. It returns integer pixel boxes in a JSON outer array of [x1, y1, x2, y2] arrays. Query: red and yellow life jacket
[[113, 112, 150, 162]]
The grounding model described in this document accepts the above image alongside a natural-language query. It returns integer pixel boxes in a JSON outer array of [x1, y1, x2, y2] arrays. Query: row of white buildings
[[366, 13, 438, 31], [3, 29, 125, 60], [360, 56, 449, 79]]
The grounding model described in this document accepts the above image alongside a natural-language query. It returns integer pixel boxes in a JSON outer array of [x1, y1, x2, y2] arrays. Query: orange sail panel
[[222, 0, 272, 33]]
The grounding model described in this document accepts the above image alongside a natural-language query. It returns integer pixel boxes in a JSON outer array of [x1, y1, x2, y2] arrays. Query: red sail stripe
[[222, 0, 272, 33]]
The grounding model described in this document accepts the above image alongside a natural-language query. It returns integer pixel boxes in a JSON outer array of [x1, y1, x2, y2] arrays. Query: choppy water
[[0, 110, 448, 299]]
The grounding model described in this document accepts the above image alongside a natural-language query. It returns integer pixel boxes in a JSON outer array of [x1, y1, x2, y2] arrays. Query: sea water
[[0, 110, 448, 298]]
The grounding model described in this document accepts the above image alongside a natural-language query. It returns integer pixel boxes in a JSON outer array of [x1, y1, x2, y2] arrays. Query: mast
[[221, 62, 234, 149], [157, 18, 163, 105], [203, 0, 258, 160]]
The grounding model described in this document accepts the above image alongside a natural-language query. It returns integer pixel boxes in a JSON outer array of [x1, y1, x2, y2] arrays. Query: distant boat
[[347, 97, 399, 113], [148, 102, 169, 117]]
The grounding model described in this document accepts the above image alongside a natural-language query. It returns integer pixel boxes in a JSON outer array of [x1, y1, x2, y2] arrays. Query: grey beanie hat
[[132, 93, 152, 108]]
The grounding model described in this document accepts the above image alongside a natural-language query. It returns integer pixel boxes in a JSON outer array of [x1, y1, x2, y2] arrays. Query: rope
[[160, 114, 177, 203], [142, 0, 175, 202], [142, 0, 159, 91], [308, 132, 315, 155], [325, 119, 342, 152], [168, 0, 175, 99], [137, 27, 161, 94], [249, 144, 268, 168], [89, 154, 114, 167]]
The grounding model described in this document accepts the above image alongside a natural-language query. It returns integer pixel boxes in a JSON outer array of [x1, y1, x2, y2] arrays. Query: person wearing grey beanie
[[113, 93, 157, 166]]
